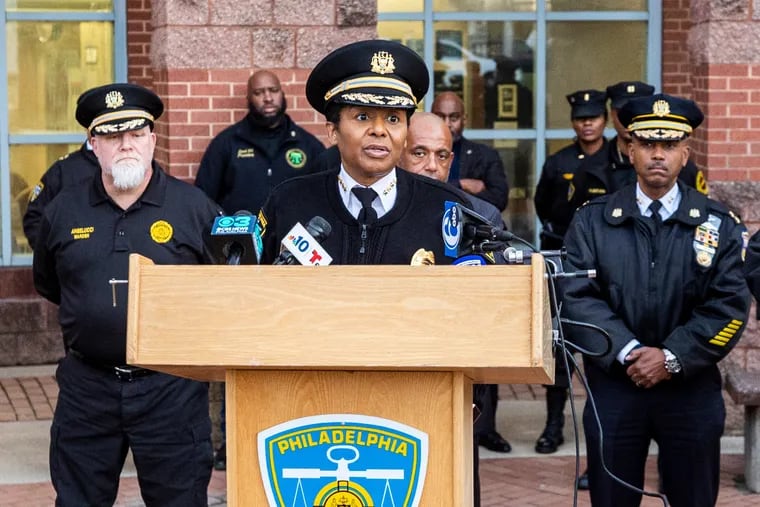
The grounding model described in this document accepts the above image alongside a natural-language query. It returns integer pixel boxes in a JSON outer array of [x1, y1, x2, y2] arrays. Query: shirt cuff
[[617, 339, 642, 365]]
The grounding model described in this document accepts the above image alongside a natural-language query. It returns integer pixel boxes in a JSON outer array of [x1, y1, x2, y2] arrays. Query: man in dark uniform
[[33, 83, 221, 506], [431, 91, 510, 211], [259, 39, 470, 266], [563, 93, 750, 507], [533, 89, 608, 462], [23, 139, 100, 250], [194, 70, 325, 215], [602, 80, 709, 195]]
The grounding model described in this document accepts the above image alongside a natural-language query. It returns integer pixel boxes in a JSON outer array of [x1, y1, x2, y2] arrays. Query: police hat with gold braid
[[306, 39, 429, 115], [618, 93, 704, 142], [75, 83, 164, 136]]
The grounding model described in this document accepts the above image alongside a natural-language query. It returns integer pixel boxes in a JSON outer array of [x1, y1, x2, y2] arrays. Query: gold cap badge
[[105, 90, 125, 109], [652, 99, 670, 117], [612, 208, 623, 218], [370, 51, 395, 75], [626, 85, 635, 93]]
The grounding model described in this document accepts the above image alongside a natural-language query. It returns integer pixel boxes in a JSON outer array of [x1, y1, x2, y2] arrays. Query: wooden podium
[[126, 253, 553, 506]]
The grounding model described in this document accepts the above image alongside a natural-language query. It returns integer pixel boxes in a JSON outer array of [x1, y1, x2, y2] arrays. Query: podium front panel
[[226, 370, 473, 507]]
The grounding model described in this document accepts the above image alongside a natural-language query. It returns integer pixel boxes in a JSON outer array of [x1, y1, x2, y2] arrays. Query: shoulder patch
[[28, 182, 44, 203]]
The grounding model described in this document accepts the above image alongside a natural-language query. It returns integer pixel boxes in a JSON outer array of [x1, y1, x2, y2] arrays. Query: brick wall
[[126, 0, 153, 89], [662, 0, 694, 98]]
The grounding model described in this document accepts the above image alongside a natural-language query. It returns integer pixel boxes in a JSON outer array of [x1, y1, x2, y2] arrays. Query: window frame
[[0, 0, 127, 265]]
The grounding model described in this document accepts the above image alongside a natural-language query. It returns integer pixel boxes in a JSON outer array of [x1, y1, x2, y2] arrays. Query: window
[[1, 0, 126, 264], [378, 0, 660, 244]]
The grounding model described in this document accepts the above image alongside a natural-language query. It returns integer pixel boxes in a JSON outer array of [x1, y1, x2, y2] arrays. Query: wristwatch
[[662, 348, 682, 374]]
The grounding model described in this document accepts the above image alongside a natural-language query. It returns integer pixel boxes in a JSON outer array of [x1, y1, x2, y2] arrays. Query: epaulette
[[58, 152, 71, 161], [578, 195, 609, 209], [706, 199, 742, 224]]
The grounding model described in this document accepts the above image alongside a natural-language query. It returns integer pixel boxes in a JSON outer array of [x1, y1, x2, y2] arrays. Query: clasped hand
[[625, 346, 671, 388]]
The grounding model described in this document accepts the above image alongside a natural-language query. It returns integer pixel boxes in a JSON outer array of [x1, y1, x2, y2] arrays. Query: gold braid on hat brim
[[89, 109, 155, 135], [627, 118, 692, 141], [325, 76, 417, 105]]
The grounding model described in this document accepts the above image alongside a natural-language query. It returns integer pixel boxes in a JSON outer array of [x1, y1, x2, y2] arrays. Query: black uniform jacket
[[33, 163, 222, 365], [23, 143, 100, 250], [195, 114, 325, 214], [562, 182, 750, 379], [534, 140, 609, 247], [454, 137, 509, 211], [599, 135, 708, 195], [259, 168, 471, 265]]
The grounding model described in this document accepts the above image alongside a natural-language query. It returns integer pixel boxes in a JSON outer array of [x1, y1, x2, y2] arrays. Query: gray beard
[[109, 159, 147, 190]]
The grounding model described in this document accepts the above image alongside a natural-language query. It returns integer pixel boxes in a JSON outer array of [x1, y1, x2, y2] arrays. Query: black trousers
[[474, 384, 498, 437], [583, 362, 724, 507], [51, 354, 213, 507]]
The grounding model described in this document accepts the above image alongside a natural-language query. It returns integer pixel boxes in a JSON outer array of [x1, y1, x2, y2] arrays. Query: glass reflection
[[7, 21, 114, 133], [433, 21, 535, 129], [546, 21, 646, 129], [9, 143, 82, 255], [474, 139, 536, 242]]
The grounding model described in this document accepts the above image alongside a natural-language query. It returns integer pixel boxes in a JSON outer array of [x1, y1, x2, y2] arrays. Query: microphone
[[442, 201, 510, 258], [207, 210, 261, 265], [274, 216, 333, 266]]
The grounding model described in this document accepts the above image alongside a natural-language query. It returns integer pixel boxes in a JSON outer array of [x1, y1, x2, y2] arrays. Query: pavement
[[0, 365, 757, 506]]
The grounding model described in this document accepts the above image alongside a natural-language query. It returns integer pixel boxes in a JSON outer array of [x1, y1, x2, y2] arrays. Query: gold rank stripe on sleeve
[[708, 319, 743, 347]]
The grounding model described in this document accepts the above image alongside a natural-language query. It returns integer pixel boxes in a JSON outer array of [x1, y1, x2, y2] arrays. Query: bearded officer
[[33, 83, 221, 506]]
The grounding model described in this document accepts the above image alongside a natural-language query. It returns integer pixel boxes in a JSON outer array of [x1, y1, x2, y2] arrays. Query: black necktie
[[352, 187, 378, 225], [649, 200, 663, 228]]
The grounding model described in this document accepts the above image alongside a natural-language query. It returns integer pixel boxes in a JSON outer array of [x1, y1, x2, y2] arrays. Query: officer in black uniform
[[601, 80, 709, 195], [535, 89, 609, 250], [563, 93, 750, 507], [533, 89, 608, 459], [23, 140, 100, 250], [195, 70, 325, 215], [258, 39, 470, 266], [33, 83, 221, 506]]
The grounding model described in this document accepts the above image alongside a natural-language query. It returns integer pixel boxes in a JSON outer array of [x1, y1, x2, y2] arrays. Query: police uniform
[[534, 89, 608, 250], [194, 112, 325, 215], [33, 83, 221, 506], [563, 94, 750, 507], [23, 143, 100, 250], [260, 39, 470, 266]]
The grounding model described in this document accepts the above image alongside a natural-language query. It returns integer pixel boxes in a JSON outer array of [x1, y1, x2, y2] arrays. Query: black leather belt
[[68, 349, 156, 382]]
